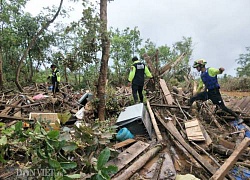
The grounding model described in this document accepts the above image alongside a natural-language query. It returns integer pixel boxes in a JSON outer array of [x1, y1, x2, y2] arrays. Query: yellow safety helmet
[[193, 59, 207, 68]]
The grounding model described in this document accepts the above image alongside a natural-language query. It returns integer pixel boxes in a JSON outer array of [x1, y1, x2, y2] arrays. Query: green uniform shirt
[[128, 60, 153, 82], [197, 67, 221, 92]]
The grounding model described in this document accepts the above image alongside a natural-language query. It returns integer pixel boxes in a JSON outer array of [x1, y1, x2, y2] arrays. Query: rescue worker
[[47, 64, 60, 96], [189, 59, 243, 123], [128, 56, 153, 104]]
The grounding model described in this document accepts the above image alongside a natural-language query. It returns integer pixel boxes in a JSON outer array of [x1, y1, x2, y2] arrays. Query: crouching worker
[[189, 59, 243, 124]]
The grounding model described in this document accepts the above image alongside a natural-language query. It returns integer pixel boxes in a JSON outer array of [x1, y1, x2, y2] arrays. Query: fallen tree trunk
[[112, 144, 163, 180]]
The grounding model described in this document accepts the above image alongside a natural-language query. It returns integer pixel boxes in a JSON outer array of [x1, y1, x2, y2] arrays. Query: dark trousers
[[189, 89, 239, 119], [52, 82, 59, 94], [132, 84, 143, 103]]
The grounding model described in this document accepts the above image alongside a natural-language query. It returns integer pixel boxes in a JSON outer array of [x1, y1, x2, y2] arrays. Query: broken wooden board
[[159, 152, 176, 180], [185, 119, 205, 141], [159, 79, 174, 105], [0, 99, 22, 115], [156, 114, 217, 175], [210, 137, 250, 180], [140, 155, 160, 179], [199, 120, 212, 147], [112, 144, 162, 180], [112, 139, 136, 149], [107, 140, 149, 173], [29, 112, 60, 130]]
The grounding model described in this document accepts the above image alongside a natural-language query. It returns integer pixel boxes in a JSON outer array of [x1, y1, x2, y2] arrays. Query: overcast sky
[[26, 0, 250, 76]]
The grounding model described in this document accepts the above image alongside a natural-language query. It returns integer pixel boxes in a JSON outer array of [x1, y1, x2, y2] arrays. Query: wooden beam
[[150, 103, 190, 109], [159, 53, 186, 76], [107, 141, 149, 173], [146, 100, 163, 141], [210, 137, 250, 180], [112, 139, 136, 149], [0, 114, 29, 121], [112, 144, 162, 180], [155, 112, 217, 175], [159, 79, 174, 105]]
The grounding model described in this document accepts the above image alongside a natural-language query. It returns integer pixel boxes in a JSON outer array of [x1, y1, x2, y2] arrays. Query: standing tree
[[236, 47, 250, 77], [15, 0, 63, 92], [109, 27, 142, 85], [97, 0, 110, 121]]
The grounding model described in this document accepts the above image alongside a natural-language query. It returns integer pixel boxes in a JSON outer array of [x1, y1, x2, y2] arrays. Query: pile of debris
[[0, 53, 250, 179], [110, 77, 250, 180]]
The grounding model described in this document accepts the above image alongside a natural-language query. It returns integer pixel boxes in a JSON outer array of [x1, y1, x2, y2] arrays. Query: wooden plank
[[112, 144, 162, 180], [112, 139, 136, 149], [0, 99, 22, 115], [159, 79, 174, 105], [155, 113, 217, 175], [199, 121, 212, 146], [159, 152, 176, 180], [238, 96, 250, 110], [29, 112, 60, 130], [0, 114, 29, 121], [150, 103, 190, 109], [107, 140, 149, 172], [210, 137, 250, 180], [140, 155, 159, 179], [230, 98, 245, 111], [146, 100, 163, 141], [185, 119, 205, 141], [218, 138, 235, 149]]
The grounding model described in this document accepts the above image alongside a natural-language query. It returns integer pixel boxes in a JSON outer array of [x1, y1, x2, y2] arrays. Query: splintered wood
[[107, 141, 150, 173], [184, 119, 205, 141]]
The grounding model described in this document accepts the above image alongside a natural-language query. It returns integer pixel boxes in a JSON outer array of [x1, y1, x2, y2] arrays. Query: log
[[212, 144, 249, 161], [210, 137, 250, 180], [112, 139, 136, 149], [191, 141, 221, 167], [143, 53, 156, 76], [158, 152, 176, 180], [107, 141, 149, 174], [159, 79, 174, 105], [112, 144, 162, 180], [159, 53, 185, 76], [146, 100, 163, 141], [155, 112, 217, 175], [150, 103, 190, 109]]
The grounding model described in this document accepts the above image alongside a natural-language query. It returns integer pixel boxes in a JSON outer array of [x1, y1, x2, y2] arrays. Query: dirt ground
[[221, 90, 250, 98]]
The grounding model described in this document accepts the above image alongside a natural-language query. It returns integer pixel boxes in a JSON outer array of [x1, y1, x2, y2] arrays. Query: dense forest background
[[1, 0, 250, 114], [0, 0, 250, 179]]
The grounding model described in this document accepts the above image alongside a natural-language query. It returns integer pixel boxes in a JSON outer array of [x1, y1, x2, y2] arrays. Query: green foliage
[[91, 147, 118, 180], [236, 47, 250, 77], [109, 27, 142, 86], [219, 75, 250, 91], [0, 118, 119, 178]]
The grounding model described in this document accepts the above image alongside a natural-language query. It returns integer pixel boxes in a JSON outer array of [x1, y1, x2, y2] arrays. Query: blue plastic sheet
[[231, 121, 250, 138], [231, 166, 250, 180]]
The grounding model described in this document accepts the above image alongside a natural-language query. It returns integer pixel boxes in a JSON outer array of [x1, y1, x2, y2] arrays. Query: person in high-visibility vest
[[189, 59, 243, 124], [47, 64, 61, 96], [128, 56, 153, 104]]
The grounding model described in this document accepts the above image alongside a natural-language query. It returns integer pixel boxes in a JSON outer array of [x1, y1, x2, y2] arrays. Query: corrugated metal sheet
[[227, 96, 250, 115]]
